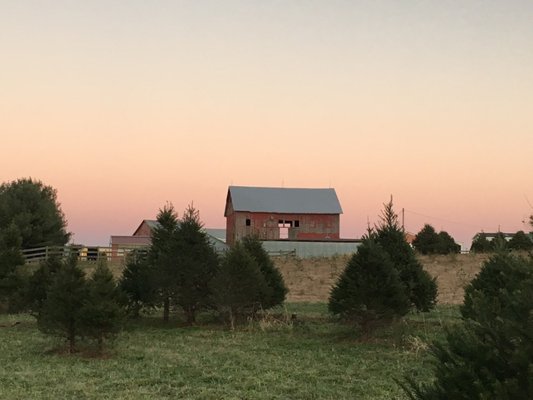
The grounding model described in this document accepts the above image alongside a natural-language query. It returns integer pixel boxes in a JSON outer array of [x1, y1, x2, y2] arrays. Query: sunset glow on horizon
[[2, 1, 532, 249]]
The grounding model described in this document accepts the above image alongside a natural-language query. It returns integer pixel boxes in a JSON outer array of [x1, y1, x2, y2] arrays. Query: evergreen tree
[[173, 204, 219, 324], [329, 238, 410, 332], [148, 203, 179, 322], [508, 230, 533, 251], [435, 231, 461, 254], [470, 233, 491, 253], [403, 253, 533, 399], [23, 256, 63, 315], [118, 251, 156, 318], [0, 178, 70, 248], [37, 258, 88, 353], [241, 235, 287, 309], [80, 260, 123, 352], [413, 225, 460, 255], [0, 223, 25, 311], [461, 253, 533, 323], [375, 198, 437, 312], [491, 232, 508, 252], [210, 242, 267, 329], [412, 224, 440, 255]]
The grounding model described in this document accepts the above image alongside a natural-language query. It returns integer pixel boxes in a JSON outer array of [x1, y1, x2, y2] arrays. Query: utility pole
[[401, 208, 405, 231]]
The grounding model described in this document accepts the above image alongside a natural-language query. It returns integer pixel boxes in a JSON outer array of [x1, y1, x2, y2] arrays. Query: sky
[[1, 0, 532, 249]]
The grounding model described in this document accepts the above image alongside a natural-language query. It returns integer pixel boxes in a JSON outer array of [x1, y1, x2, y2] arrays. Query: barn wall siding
[[227, 211, 340, 245]]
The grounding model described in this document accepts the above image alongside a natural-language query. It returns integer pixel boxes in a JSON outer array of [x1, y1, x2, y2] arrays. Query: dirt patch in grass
[[274, 253, 489, 304]]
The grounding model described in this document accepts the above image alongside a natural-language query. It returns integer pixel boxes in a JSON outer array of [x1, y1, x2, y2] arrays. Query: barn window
[[245, 218, 251, 226], [294, 220, 300, 228]]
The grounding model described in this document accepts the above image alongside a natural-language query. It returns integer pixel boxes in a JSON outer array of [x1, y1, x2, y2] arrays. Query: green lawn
[[0, 304, 459, 399]]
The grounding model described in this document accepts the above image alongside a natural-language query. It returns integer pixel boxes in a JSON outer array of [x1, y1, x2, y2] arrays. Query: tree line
[[0, 178, 288, 352], [470, 230, 533, 252], [119, 203, 287, 329]]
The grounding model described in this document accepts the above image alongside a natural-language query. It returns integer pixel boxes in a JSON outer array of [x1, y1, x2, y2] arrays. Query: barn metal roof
[[226, 186, 343, 214]]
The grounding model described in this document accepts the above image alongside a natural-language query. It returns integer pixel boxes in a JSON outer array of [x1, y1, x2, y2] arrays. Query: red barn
[[224, 186, 343, 246]]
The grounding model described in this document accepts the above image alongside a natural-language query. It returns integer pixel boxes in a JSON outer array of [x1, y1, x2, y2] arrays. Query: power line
[[402, 209, 486, 230]]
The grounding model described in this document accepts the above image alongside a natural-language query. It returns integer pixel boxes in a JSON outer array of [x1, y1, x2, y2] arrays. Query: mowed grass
[[0, 304, 460, 400]]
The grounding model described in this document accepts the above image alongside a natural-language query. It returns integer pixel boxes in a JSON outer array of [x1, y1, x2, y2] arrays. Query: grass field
[[0, 303, 460, 400]]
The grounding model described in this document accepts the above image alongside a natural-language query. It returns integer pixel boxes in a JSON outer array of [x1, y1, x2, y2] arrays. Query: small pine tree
[[375, 198, 437, 312], [210, 242, 267, 329], [37, 258, 88, 353], [119, 252, 156, 318], [329, 239, 410, 332], [241, 235, 287, 309], [173, 204, 219, 324], [80, 260, 123, 353], [23, 256, 63, 315], [148, 203, 179, 322], [403, 253, 533, 399], [461, 253, 533, 323]]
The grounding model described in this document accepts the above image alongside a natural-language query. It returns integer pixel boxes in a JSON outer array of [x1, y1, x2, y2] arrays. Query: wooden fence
[[21, 245, 148, 264], [21, 245, 295, 264]]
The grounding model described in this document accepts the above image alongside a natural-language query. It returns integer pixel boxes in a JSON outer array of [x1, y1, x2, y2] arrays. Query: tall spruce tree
[[37, 257, 88, 353], [329, 238, 410, 332], [148, 204, 179, 322], [241, 235, 287, 309], [375, 198, 437, 312], [80, 260, 123, 352], [173, 204, 219, 324], [210, 242, 267, 329]]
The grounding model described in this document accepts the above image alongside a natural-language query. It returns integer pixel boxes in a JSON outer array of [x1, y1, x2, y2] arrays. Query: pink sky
[[1, 1, 532, 249]]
